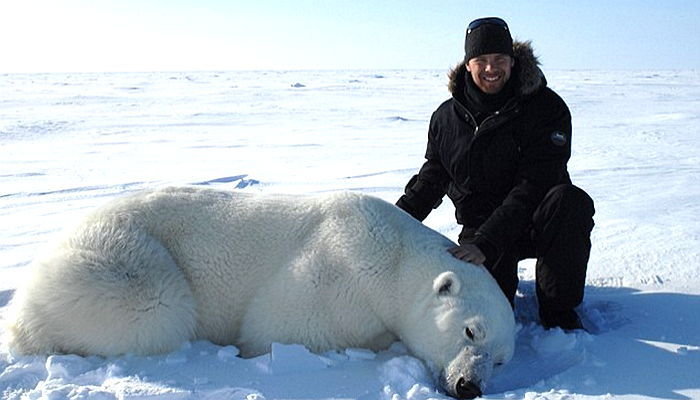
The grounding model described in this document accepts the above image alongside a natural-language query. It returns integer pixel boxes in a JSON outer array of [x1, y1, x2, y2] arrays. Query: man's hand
[[448, 243, 486, 265]]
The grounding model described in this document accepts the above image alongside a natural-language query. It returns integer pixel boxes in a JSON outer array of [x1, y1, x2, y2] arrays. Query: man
[[396, 17, 595, 330]]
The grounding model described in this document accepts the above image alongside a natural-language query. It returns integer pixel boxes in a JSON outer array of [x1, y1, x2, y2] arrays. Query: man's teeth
[[483, 76, 500, 82]]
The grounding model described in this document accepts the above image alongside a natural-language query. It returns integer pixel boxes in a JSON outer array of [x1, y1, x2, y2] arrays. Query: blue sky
[[1, 0, 698, 73]]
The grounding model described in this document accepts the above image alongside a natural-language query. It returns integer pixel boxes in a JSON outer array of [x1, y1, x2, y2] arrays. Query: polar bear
[[6, 187, 515, 399]]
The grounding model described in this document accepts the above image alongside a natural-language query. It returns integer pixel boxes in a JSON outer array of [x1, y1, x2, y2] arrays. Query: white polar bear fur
[[6, 186, 515, 396]]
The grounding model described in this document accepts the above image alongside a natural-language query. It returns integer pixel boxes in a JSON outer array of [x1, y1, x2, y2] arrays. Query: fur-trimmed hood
[[448, 40, 544, 98]]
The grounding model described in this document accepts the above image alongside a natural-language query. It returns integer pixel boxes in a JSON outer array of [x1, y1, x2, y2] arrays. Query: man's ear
[[433, 271, 462, 296]]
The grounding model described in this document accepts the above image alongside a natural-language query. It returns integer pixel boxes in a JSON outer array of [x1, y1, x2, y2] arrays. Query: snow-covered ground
[[1, 69, 699, 399]]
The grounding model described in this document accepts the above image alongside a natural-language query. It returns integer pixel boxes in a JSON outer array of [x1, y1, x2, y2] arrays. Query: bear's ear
[[433, 271, 462, 297]]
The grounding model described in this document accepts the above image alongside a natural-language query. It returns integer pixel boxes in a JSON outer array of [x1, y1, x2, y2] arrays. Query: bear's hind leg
[[8, 227, 197, 357]]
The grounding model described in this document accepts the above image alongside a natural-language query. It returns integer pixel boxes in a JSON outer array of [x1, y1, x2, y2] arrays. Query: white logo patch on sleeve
[[550, 131, 567, 146]]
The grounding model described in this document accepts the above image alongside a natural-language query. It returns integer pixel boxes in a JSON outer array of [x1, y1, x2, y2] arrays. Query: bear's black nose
[[455, 377, 482, 399]]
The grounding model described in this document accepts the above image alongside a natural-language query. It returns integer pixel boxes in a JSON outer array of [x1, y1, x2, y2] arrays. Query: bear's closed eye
[[465, 327, 475, 340]]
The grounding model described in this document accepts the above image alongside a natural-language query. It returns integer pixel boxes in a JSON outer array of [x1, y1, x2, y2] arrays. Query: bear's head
[[398, 263, 516, 399]]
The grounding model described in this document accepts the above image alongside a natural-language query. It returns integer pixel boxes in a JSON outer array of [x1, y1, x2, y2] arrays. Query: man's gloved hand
[[448, 243, 486, 265]]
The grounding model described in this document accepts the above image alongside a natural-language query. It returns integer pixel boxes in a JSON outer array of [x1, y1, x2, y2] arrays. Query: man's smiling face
[[466, 53, 514, 95]]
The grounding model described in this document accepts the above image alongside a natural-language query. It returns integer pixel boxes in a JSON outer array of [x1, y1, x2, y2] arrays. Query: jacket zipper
[[460, 99, 519, 189], [474, 99, 519, 137]]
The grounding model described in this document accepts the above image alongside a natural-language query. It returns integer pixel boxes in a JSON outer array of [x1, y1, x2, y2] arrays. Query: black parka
[[397, 41, 573, 260]]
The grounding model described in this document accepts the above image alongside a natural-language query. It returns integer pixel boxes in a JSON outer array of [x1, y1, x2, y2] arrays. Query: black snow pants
[[463, 184, 595, 314]]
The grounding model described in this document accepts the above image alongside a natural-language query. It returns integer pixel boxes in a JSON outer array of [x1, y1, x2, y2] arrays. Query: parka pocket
[[478, 133, 520, 191]]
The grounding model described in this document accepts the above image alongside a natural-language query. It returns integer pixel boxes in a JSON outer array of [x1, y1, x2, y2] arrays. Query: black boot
[[539, 308, 584, 331]]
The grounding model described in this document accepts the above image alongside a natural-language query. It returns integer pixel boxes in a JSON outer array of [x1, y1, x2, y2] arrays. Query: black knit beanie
[[464, 17, 514, 61]]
